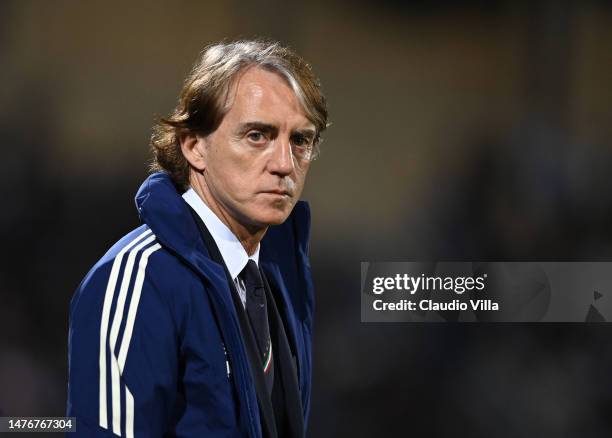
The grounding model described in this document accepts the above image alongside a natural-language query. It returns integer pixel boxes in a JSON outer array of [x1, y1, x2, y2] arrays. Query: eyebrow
[[238, 121, 317, 138], [238, 122, 278, 137], [293, 128, 316, 139]]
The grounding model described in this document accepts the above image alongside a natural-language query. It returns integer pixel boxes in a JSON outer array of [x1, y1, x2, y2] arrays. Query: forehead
[[224, 67, 313, 129]]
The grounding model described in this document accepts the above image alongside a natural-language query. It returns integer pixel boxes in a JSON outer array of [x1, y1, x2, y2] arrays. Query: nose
[[267, 137, 294, 176]]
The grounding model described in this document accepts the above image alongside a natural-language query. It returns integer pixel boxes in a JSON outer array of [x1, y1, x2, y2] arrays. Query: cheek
[[218, 169, 252, 201], [210, 151, 256, 198], [292, 166, 309, 194]]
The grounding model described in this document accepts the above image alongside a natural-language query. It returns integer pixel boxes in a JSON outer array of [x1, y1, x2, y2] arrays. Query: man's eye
[[291, 135, 311, 147], [247, 131, 266, 143]]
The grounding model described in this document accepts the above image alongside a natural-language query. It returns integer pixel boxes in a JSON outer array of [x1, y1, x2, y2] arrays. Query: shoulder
[[70, 225, 202, 327]]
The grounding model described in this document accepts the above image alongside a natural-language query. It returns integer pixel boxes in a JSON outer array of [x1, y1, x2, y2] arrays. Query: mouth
[[260, 189, 292, 199], [261, 189, 292, 197]]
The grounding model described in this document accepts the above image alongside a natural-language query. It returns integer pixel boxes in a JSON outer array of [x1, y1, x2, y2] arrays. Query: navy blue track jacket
[[66, 172, 314, 437]]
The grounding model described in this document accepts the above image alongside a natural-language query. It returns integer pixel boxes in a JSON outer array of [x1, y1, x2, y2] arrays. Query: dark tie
[[241, 260, 274, 394]]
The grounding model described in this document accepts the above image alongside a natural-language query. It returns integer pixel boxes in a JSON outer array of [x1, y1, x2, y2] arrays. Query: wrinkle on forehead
[[223, 66, 311, 128]]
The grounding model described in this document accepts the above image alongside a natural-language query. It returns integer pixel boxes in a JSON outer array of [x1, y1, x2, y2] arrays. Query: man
[[67, 40, 328, 438]]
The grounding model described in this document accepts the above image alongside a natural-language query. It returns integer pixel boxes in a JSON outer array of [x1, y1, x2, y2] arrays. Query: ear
[[180, 132, 208, 172]]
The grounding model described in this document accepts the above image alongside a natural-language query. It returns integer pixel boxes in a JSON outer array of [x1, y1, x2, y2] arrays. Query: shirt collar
[[182, 188, 259, 281]]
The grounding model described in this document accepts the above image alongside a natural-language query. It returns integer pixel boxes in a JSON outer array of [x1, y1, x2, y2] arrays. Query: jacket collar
[[135, 172, 209, 266]]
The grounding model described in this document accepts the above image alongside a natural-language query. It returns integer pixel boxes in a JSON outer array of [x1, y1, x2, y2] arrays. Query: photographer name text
[[370, 273, 499, 312]]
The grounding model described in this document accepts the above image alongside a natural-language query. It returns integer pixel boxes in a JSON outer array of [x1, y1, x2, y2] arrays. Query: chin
[[251, 206, 292, 227]]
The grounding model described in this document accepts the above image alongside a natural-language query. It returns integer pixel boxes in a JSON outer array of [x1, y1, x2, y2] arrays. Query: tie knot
[[240, 259, 264, 289]]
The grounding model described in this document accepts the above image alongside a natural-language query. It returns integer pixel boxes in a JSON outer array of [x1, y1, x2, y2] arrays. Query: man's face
[[196, 67, 315, 229]]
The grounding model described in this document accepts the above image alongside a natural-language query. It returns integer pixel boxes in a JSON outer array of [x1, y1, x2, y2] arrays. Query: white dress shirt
[[182, 188, 259, 307]]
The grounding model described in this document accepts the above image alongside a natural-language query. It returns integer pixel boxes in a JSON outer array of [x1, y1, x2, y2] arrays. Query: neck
[[190, 172, 266, 256]]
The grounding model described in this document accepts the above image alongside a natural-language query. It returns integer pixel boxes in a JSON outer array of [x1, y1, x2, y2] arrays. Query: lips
[[261, 189, 292, 196]]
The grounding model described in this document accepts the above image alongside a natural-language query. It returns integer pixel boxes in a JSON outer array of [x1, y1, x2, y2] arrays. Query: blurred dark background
[[2, 0, 612, 436]]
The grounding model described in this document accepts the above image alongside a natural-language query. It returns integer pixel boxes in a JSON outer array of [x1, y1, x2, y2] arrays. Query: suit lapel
[[259, 261, 302, 385], [261, 270, 305, 438]]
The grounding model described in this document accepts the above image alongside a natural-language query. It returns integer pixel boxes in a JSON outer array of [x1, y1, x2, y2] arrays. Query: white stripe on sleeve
[[109, 234, 156, 435], [98, 229, 152, 430], [125, 386, 134, 438], [118, 243, 162, 372]]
